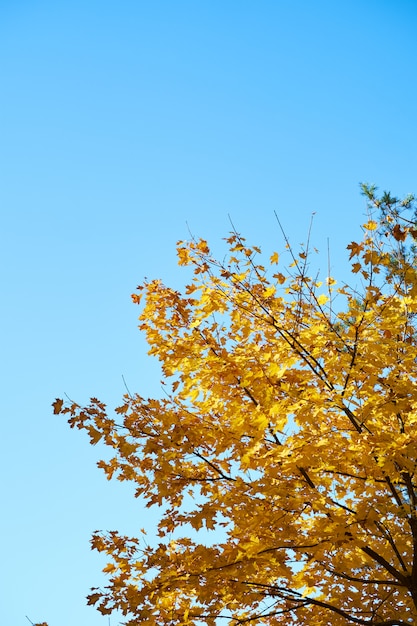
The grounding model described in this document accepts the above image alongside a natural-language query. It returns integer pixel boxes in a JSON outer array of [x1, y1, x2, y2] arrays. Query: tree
[[55, 186, 417, 625]]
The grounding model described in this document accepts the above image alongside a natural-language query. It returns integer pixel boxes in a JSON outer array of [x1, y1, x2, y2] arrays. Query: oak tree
[[55, 186, 417, 625]]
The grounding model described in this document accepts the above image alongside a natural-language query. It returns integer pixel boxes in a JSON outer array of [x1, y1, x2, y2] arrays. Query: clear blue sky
[[1, 1, 416, 624]]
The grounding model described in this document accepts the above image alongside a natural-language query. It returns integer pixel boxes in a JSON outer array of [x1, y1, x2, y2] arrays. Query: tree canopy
[[55, 185, 417, 625]]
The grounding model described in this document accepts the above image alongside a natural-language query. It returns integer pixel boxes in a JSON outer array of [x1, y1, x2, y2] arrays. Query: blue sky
[[1, 1, 417, 624]]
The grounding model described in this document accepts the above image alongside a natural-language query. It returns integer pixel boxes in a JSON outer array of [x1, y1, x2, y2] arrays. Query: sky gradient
[[2, 2, 417, 624]]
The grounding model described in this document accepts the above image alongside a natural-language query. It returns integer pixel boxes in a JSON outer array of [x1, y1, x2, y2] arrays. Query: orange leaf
[[52, 398, 63, 414]]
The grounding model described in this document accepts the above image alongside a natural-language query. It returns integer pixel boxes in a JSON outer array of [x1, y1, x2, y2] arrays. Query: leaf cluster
[[55, 188, 417, 625]]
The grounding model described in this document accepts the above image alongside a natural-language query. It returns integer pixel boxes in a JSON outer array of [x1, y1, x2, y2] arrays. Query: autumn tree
[[56, 185, 417, 625]]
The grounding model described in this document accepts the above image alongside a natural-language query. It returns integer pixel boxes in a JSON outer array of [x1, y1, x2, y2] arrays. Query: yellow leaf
[[263, 285, 276, 298], [103, 562, 117, 574]]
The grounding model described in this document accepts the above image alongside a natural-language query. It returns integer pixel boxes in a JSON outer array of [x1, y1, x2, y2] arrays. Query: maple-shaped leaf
[[346, 240, 363, 259], [52, 398, 63, 414], [87, 593, 101, 606], [392, 223, 407, 241]]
